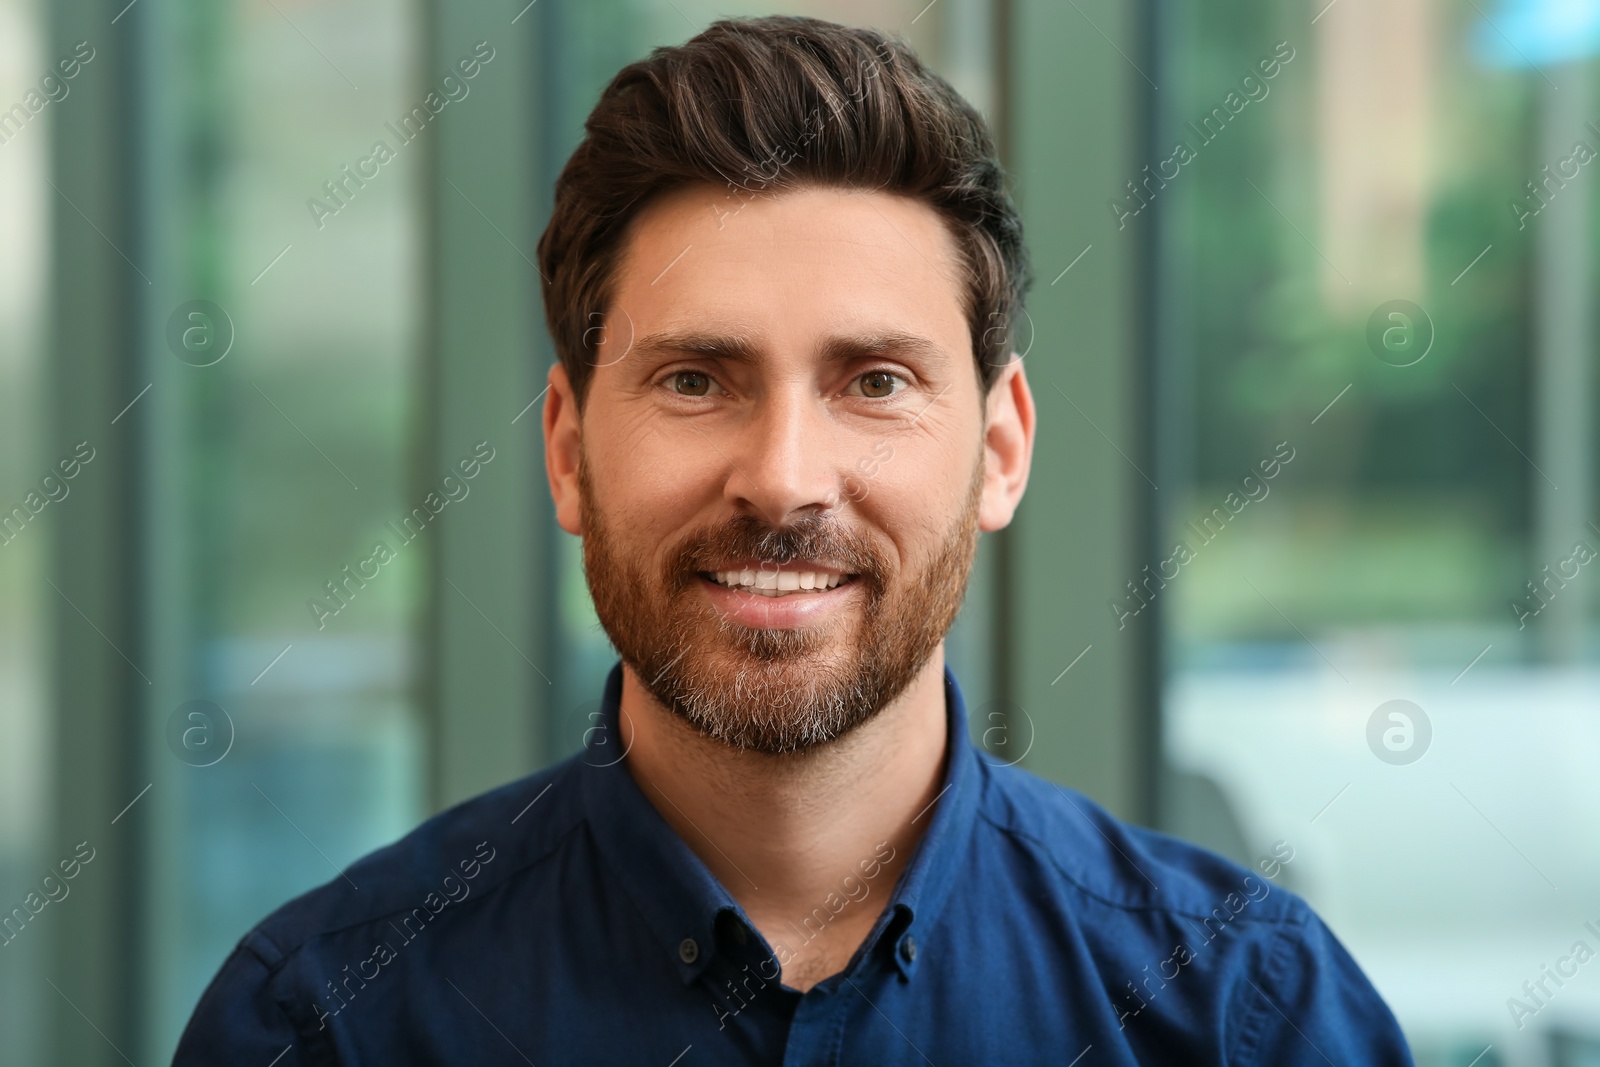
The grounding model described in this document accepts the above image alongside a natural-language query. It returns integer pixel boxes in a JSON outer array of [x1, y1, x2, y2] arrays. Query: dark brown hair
[[536, 14, 1031, 412]]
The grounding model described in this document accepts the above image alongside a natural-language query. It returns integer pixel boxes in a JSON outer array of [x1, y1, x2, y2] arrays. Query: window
[[1154, 2, 1600, 1060], [0, 0, 51, 1061]]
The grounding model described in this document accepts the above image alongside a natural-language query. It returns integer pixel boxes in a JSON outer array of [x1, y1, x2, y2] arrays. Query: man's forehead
[[598, 184, 971, 374], [610, 182, 967, 294]]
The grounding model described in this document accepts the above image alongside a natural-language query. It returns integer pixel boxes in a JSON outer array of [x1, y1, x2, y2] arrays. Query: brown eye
[[672, 371, 713, 396], [858, 371, 900, 398]]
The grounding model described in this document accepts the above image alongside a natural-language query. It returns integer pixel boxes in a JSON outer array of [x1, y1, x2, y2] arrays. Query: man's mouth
[[698, 565, 859, 598]]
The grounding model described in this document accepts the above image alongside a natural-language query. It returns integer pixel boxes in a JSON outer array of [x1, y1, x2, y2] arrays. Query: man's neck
[[616, 648, 950, 978]]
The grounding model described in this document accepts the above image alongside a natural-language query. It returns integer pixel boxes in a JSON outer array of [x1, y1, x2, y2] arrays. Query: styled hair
[[536, 14, 1031, 412]]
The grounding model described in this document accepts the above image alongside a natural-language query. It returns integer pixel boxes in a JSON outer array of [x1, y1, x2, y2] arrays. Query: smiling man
[[174, 15, 1413, 1065]]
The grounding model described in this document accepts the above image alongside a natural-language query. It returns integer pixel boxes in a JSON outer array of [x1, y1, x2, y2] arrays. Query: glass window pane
[[0, 0, 49, 1061], [1155, 2, 1599, 1060], [141, 0, 423, 1056]]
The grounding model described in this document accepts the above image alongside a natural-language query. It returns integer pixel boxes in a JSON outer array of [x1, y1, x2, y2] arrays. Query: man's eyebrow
[[630, 329, 948, 366], [631, 330, 763, 365], [820, 332, 948, 364]]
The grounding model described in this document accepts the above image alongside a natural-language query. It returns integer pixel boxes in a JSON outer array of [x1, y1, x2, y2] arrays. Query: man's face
[[549, 182, 1021, 755]]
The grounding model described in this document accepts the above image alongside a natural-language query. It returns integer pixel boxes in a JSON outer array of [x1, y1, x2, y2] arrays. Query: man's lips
[[697, 565, 860, 597], [694, 568, 862, 629]]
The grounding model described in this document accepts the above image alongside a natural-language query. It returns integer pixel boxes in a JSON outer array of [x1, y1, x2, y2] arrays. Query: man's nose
[[724, 386, 847, 527]]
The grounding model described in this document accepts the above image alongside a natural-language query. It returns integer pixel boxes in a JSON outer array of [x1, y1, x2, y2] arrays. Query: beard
[[578, 453, 984, 755]]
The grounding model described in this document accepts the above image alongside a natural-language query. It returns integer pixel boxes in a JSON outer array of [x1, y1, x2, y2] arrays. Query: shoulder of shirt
[[236, 750, 591, 975], [974, 758, 1311, 928]]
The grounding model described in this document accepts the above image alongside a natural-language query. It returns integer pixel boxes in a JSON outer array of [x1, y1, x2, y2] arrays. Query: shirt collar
[[579, 658, 982, 986]]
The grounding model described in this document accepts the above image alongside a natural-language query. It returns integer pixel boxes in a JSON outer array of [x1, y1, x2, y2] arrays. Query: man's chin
[[684, 625, 852, 676], [638, 638, 879, 754], [669, 693, 873, 756]]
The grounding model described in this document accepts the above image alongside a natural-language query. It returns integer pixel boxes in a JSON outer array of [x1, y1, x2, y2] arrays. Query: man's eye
[[855, 371, 904, 399], [670, 371, 717, 396]]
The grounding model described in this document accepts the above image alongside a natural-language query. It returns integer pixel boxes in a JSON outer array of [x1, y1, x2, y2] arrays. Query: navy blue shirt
[[174, 661, 1413, 1065]]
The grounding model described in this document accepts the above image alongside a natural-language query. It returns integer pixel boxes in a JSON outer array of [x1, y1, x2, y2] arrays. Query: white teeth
[[708, 569, 849, 595]]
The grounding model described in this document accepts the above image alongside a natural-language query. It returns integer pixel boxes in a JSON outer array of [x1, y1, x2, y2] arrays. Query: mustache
[[665, 512, 884, 587]]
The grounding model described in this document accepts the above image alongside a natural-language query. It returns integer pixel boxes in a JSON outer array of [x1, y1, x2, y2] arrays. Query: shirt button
[[899, 935, 918, 963], [679, 937, 700, 964]]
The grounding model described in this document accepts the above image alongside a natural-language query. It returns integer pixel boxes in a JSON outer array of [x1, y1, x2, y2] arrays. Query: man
[[175, 15, 1413, 1065]]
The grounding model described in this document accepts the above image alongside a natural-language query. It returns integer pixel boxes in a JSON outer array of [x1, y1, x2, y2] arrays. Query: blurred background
[[1, 0, 1597, 1063]]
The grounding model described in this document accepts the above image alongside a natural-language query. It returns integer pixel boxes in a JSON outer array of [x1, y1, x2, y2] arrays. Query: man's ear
[[543, 362, 584, 536], [979, 354, 1035, 531]]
